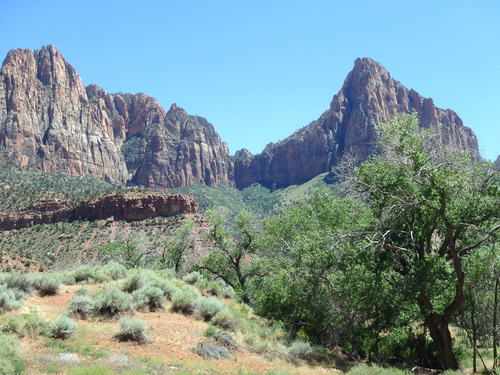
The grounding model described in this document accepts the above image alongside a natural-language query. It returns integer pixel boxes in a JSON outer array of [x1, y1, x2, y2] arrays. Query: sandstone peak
[[234, 58, 479, 189]]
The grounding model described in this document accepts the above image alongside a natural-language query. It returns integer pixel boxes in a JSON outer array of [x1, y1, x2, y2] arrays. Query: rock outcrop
[[0, 193, 197, 230], [0, 46, 480, 191], [233, 58, 479, 189], [0, 45, 233, 187]]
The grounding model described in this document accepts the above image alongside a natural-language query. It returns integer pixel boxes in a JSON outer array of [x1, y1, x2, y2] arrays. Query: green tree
[[254, 190, 380, 349], [351, 112, 500, 370], [198, 208, 262, 303], [159, 219, 195, 273], [99, 232, 150, 268]]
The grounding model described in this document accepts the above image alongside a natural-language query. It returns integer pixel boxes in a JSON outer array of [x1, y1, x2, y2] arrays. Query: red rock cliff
[[0, 193, 197, 230], [234, 58, 479, 189]]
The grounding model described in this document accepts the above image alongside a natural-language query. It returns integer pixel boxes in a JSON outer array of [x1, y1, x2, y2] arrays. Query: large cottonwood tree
[[352, 112, 500, 370]]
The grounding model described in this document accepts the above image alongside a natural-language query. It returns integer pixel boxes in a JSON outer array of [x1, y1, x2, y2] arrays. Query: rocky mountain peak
[[0, 46, 480, 191], [234, 58, 479, 189]]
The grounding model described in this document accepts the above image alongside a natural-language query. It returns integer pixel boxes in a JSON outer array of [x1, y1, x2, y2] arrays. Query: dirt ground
[[10, 285, 346, 375]]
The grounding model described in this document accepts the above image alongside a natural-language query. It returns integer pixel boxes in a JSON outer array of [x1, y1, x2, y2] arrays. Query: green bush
[[101, 262, 127, 280], [0, 334, 24, 375], [2, 317, 24, 336], [287, 340, 314, 361], [48, 316, 78, 339], [72, 266, 96, 283], [2, 272, 35, 293], [121, 271, 145, 293], [22, 310, 48, 338], [33, 274, 61, 296], [195, 297, 227, 322], [182, 271, 204, 285], [75, 286, 90, 296], [0, 284, 23, 312], [132, 285, 165, 312], [221, 285, 236, 299], [347, 364, 411, 375], [67, 295, 95, 319], [171, 286, 200, 315], [95, 286, 132, 317], [116, 317, 148, 343], [211, 309, 240, 331]]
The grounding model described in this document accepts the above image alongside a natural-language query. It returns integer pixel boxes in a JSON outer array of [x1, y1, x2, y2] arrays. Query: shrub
[[67, 295, 95, 319], [171, 286, 200, 315], [221, 285, 236, 299], [3, 273, 34, 293], [121, 272, 145, 293], [182, 271, 204, 285], [132, 285, 165, 311], [193, 342, 230, 360], [195, 279, 222, 296], [0, 284, 23, 312], [75, 286, 90, 296], [72, 266, 95, 283], [34, 274, 61, 296], [347, 364, 410, 375], [95, 286, 132, 317], [2, 317, 24, 336], [100, 262, 127, 281], [22, 310, 48, 338], [287, 340, 314, 361], [48, 316, 78, 339], [116, 317, 147, 343], [211, 309, 239, 331], [0, 334, 24, 375], [204, 325, 218, 338], [195, 297, 227, 322]]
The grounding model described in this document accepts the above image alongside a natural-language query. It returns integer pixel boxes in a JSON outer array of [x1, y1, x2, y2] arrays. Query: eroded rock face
[[233, 58, 479, 189], [0, 46, 129, 182], [0, 46, 234, 188], [0, 193, 197, 230]]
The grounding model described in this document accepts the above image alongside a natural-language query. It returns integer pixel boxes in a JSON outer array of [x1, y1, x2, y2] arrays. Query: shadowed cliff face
[[0, 45, 234, 188], [233, 58, 479, 189], [0, 46, 479, 190]]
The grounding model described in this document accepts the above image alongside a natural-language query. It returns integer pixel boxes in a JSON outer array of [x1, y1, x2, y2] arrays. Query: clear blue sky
[[1, 1, 499, 160]]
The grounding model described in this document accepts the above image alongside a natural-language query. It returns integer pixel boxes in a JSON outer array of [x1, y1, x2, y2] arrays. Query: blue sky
[[1, 1, 499, 160]]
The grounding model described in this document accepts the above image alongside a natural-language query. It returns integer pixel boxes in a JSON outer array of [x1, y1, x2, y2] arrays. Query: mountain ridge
[[0, 45, 479, 190]]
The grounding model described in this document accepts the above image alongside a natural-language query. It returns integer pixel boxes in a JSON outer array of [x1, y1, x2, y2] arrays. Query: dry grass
[[2, 283, 345, 375]]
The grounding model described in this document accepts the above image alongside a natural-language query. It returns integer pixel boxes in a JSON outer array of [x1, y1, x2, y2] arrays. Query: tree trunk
[[423, 312, 459, 370], [494, 278, 499, 365], [471, 305, 477, 373]]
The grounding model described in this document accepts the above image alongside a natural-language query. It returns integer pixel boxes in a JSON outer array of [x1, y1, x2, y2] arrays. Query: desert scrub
[[0, 283, 24, 312], [95, 286, 132, 317], [22, 310, 48, 338], [116, 316, 148, 343], [0, 334, 24, 375], [211, 309, 240, 331], [287, 340, 314, 362], [48, 316, 78, 339], [182, 271, 205, 285], [195, 278, 222, 297], [33, 273, 61, 296], [67, 294, 95, 319], [1, 272, 35, 293], [2, 316, 24, 336], [221, 285, 236, 299], [195, 297, 227, 322], [171, 285, 200, 315], [132, 285, 165, 311], [97, 261, 127, 281]]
